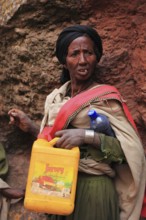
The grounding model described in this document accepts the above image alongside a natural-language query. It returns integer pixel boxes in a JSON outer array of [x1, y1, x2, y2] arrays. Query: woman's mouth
[[78, 69, 88, 74]]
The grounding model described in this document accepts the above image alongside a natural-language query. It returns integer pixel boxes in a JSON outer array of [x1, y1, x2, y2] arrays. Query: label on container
[[31, 161, 74, 198]]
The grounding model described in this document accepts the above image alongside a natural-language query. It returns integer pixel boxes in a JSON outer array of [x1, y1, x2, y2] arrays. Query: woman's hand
[[55, 129, 85, 149], [8, 108, 39, 137]]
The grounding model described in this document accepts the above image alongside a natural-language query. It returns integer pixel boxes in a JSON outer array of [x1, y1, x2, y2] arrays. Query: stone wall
[[0, 0, 146, 219], [1, 0, 146, 147]]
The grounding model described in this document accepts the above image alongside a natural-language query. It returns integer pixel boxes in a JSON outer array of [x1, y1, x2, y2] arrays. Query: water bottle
[[88, 109, 115, 137]]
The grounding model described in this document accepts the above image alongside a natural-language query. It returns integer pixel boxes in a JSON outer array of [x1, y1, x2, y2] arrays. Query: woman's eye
[[71, 51, 79, 57], [85, 51, 93, 55], [69, 50, 94, 58]]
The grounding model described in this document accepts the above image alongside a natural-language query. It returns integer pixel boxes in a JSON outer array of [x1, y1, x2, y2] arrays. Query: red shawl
[[38, 84, 137, 141]]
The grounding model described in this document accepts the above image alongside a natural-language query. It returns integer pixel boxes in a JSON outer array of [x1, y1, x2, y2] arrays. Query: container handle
[[48, 137, 60, 146], [48, 138, 79, 152]]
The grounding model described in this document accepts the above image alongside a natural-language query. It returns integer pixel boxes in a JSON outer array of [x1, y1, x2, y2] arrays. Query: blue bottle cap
[[88, 109, 100, 120]]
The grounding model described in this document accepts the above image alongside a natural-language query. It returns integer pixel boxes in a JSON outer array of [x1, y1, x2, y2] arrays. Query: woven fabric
[[0, 0, 27, 25], [39, 83, 137, 141], [40, 81, 146, 220], [48, 175, 120, 220]]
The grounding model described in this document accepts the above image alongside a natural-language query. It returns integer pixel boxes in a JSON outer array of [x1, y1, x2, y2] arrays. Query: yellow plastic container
[[24, 138, 80, 215]]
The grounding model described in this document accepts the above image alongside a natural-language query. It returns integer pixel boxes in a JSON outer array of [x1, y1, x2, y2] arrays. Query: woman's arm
[[54, 128, 101, 149], [55, 128, 125, 164], [8, 108, 40, 138]]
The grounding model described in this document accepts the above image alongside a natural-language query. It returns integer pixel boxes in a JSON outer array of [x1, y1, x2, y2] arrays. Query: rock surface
[[0, 0, 146, 219]]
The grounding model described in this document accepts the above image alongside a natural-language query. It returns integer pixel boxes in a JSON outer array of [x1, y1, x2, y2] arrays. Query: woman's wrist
[[27, 121, 40, 137], [84, 129, 101, 148], [84, 130, 95, 144]]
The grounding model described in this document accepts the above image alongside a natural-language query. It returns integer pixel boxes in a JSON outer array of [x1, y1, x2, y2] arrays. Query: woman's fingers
[[8, 110, 20, 125], [55, 129, 85, 149], [8, 108, 30, 132]]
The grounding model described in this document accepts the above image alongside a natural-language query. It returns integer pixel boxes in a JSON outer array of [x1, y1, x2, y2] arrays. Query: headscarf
[[55, 25, 103, 64], [55, 25, 103, 84]]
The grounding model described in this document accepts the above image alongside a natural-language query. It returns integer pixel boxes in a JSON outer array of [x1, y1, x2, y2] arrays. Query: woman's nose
[[78, 53, 87, 64]]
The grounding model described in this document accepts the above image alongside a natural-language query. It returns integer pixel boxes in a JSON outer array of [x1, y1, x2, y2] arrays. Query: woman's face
[[64, 36, 98, 83]]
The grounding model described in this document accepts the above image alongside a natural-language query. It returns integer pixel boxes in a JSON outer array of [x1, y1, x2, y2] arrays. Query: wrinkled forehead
[[67, 35, 95, 52]]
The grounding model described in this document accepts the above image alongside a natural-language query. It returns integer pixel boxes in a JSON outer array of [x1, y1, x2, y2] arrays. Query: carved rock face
[[0, 0, 146, 218]]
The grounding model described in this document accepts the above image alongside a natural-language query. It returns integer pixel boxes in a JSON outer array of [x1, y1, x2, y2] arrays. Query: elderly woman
[[8, 25, 146, 220]]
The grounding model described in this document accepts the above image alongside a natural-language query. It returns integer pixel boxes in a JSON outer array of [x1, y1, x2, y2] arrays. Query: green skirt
[[47, 173, 120, 220]]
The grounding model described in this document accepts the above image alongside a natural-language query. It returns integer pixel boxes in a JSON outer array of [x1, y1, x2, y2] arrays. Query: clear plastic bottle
[[88, 109, 115, 137]]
